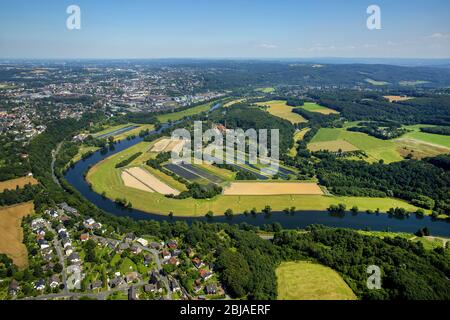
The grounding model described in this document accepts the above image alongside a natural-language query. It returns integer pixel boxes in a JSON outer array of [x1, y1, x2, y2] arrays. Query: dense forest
[[315, 154, 450, 213], [196, 61, 450, 90], [310, 90, 450, 125]]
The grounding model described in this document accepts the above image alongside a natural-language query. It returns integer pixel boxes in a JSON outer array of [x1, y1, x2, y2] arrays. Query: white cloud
[[257, 43, 278, 49], [429, 33, 450, 39]]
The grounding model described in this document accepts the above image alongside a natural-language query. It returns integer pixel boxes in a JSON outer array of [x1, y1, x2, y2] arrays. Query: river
[[64, 110, 450, 236]]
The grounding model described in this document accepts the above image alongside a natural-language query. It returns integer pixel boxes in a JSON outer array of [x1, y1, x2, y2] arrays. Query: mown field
[[276, 261, 357, 300], [300, 102, 339, 115], [156, 100, 216, 123], [401, 125, 450, 149], [86, 141, 421, 216], [0, 202, 34, 269], [0, 176, 38, 192], [308, 127, 404, 163], [255, 87, 275, 93], [256, 100, 307, 124]]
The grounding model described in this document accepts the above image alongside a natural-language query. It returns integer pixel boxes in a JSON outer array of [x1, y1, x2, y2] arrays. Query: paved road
[[46, 222, 69, 295]]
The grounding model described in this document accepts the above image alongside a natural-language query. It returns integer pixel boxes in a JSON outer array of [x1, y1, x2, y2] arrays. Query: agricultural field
[[289, 128, 311, 157], [308, 128, 404, 163], [300, 102, 339, 115], [399, 80, 430, 86], [255, 87, 275, 93], [383, 95, 413, 103], [87, 141, 422, 216], [276, 261, 357, 300], [400, 125, 450, 149], [0, 202, 34, 269], [151, 138, 186, 153], [224, 98, 247, 108], [122, 167, 180, 195], [156, 100, 217, 123], [114, 124, 155, 141], [365, 78, 390, 86], [0, 176, 38, 192], [93, 124, 138, 139], [70, 145, 100, 165], [223, 182, 323, 196], [255, 100, 307, 124]]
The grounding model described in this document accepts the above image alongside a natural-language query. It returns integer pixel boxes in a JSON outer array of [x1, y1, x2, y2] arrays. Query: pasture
[[255, 100, 307, 124], [300, 102, 339, 115], [365, 78, 390, 86], [401, 125, 450, 149], [255, 87, 275, 93], [156, 100, 216, 123], [309, 128, 404, 163], [276, 261, 356, 300], [0, 202, 34, 269], [0, 176, 38, 192]]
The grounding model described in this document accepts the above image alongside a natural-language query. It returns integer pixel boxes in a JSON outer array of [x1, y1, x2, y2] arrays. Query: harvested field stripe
[[125, 167, 180, 195], [223, 182, 324, 196], [0, 176, 39, 192], [121, 171, 155, 193]]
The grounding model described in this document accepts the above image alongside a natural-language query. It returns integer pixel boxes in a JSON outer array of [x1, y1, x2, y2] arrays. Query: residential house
[[80, 233, 90, 242], [90, 280, 103, 291], [143, 254, 153, 266], [168, 257, 179, 266], [205, 284, 217, 295], [150, 242, 160, 250], [35, 279, 46, 291], [67, 265, 82, 274], [31, 218, 46, 231], [49, 275, 60, 289], [149, 271, 159, 284], [126, 272, 139, 283], [162, 251, 171, 261], [83, 218, 96, 229], [170, 280, 181, 293], [168, 240, 178, 249], [109, 277, 125, 289], [130, 244, 142, 255], [144, 284, 157, 293], [124, 233, 136, 243], [65, 246, 74, 256], [136, 238, 148, 247], [58, 202, 79, 216], [192, 257, 204, 269], [8, 279, 19, 296], [56, 225, 67, 235], [200, 269, 213, 281], [118, 243, 130, 252], [128, 286, 138, 300], [62, 238, 72, 249], [68, 252, 81, 264]]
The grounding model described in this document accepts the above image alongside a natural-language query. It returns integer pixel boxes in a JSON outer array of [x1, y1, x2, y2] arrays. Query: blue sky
[[0, 0, 449, 59]]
